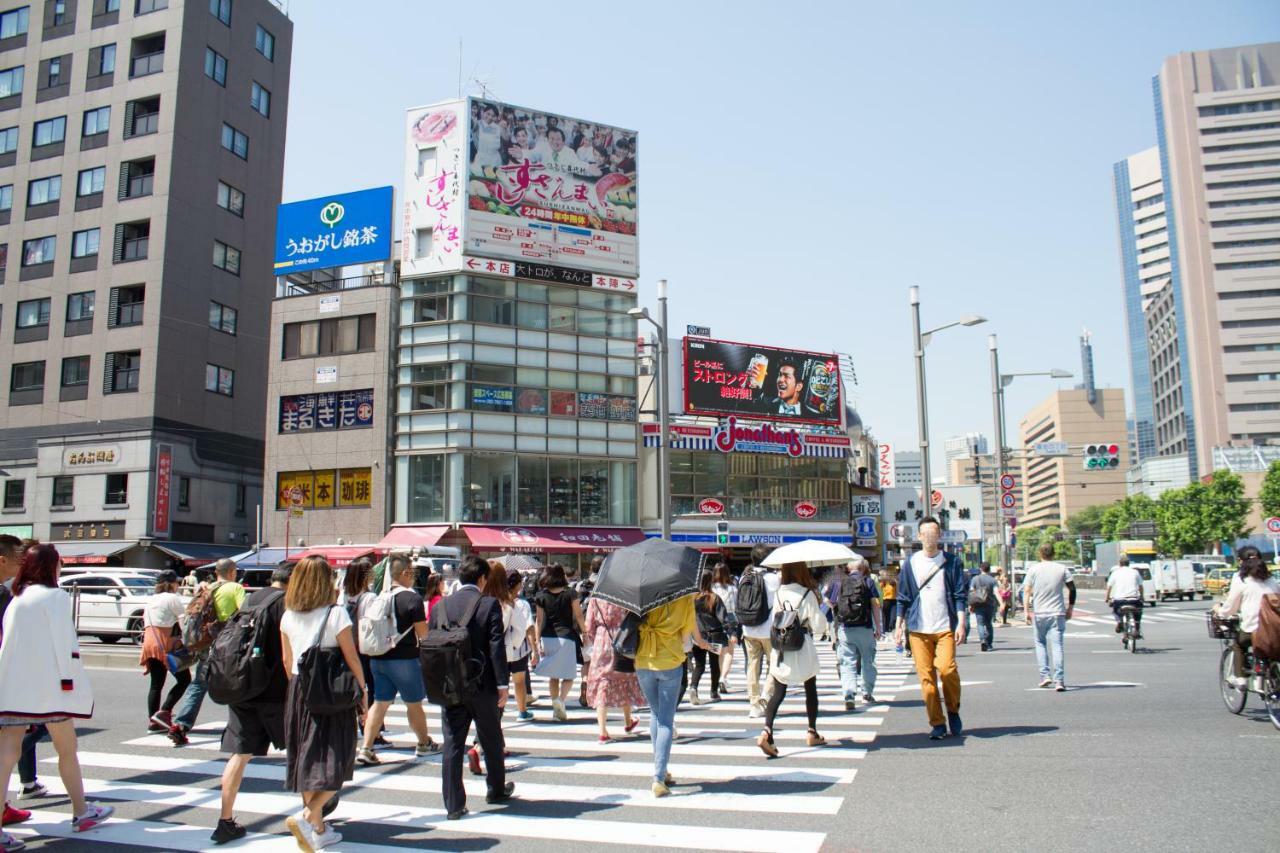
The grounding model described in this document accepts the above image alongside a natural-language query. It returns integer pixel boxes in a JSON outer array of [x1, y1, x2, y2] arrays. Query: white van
[[1151, 559, 1203, 602]]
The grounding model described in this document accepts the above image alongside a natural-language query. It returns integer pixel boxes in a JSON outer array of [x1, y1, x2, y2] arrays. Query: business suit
[[431, 584, 509, 815]]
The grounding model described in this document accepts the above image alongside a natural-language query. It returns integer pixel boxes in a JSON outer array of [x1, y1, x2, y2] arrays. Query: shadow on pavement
[[867, 725, 1058, 750]]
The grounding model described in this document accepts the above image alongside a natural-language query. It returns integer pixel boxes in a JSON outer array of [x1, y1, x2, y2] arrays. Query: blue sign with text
[[273, 186, 393, 272]]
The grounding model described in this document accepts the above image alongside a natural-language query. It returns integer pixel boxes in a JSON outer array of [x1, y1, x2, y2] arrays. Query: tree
[[1155, 483, 1209, 556], [1066, 504, 1108, 538], [1203, 469, 1252, 549], [1260, 460, 1280, 520], [1099, 494, 1158, 541]]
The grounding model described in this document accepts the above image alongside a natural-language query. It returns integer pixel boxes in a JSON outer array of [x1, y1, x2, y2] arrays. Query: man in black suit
[[432, 555, 513, 819]]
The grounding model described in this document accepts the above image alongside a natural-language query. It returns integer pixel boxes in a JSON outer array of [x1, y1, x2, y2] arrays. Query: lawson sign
[[274, 186, 393, 272]]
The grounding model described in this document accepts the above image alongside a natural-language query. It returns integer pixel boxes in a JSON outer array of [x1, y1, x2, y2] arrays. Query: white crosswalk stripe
[[26, 646, 901, 851]]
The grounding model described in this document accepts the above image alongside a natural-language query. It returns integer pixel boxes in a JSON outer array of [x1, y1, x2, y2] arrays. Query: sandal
[[756, 731, 778, 757], [806, 729, 826, 747]]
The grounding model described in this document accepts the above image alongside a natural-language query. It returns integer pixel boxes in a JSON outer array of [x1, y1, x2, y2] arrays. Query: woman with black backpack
[[756, 563, 826, 757], [689, 570, 728, 705]]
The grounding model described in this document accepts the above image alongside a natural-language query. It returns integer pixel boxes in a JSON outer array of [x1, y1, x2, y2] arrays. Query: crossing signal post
[[1082, 442, 1120, 471], [715, 520, 730, 546]]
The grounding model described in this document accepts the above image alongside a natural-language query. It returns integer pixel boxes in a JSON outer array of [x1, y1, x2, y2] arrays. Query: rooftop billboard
[[273, 186, 393, 272], [683, 337, 843, 427]]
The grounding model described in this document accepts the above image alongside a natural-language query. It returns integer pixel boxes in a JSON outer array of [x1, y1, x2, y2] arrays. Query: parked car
[[59, 571, 170, 644]]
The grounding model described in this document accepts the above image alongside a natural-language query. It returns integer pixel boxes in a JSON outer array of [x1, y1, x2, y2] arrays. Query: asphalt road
[[8, 592, 1279, 852]]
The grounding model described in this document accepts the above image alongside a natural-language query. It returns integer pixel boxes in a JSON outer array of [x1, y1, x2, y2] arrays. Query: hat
[[156, 570, 178, 584]]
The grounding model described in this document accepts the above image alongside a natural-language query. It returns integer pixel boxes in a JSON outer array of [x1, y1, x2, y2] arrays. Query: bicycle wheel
[[1129, 625, 1138, 654], [1264, 663, 1280, 731], [1220, 646, 1247, 714]]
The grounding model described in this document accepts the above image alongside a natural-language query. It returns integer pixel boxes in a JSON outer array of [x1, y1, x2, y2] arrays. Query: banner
[[153, 444, 172, 536], [273, 186, 393, 272], [280, 389, 374, 433], [683, 338, 842, 426]]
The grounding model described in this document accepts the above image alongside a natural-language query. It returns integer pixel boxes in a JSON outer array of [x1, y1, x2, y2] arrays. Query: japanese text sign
[[274, 186, 393, 272], [684, 338, 842, 426]]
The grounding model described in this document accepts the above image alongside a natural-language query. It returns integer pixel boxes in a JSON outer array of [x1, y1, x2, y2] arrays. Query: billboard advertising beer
[[464, 98, 637, 277], [683, 338, 842, 426]]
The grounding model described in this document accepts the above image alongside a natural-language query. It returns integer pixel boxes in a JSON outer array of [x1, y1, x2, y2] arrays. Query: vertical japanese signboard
[[153, 444, 172, 536], [402, 101, 468, 277]]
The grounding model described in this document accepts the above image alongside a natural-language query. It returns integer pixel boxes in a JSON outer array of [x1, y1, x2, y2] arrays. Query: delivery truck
[[1150, 559, 1207, 601]]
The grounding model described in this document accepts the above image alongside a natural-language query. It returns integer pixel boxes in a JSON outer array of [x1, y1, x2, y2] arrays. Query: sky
[[279, 0, 1279, 472]]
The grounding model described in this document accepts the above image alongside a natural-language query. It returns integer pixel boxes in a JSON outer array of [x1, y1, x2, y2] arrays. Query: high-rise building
[[943, 432, 988, 484], [893, 450, 923, 488], [1018, 388, 1129, 529], [1115, 43, 1280, 480], [0, 0, 292, 565]]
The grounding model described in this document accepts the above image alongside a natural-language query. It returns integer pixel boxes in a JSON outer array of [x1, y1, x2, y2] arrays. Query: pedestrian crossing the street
[[13, 644, 914, 852]]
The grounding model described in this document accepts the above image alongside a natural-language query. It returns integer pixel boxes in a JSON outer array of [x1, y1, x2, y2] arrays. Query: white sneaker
[[70, 803, 114, 833], [689, 687, 702, 706], [748, 703, 763, 719], [0, 829, 27, 852], [312, 826, 343, 849], [552, 699, 568, 722]]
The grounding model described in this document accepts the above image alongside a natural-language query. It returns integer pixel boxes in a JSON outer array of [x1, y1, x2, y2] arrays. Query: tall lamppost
[[629, 278, 671, 539], [910, 286, 986, 513]]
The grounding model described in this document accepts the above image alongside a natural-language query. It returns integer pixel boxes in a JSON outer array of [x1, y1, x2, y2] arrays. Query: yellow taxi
[[1203, 566, 1234, 596]]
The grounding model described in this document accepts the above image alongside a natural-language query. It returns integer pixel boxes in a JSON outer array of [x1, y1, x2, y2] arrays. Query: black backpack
[[521, 572, 541, 603], [736, 567, 771, 627], [420, 594, 484, 707], [207, 589, 285, 706], [770, 590, 813, 662], [609, 610, 642, 674], [836, 574, 872, 627]]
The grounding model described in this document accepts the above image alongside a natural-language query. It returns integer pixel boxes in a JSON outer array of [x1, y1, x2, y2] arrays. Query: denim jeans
[[18, 724, 48, 784], [1033, 615, 1066, 684], [836, 625, 877, 698], [173, 656, 209, 729], [636, 665, 682, 783], [974, 605, 996, 649]]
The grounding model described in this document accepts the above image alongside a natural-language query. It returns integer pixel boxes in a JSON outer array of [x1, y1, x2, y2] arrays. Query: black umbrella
[[591, 538, 703, 617]]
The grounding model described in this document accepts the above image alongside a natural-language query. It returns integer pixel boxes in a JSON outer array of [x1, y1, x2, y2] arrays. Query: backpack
[[770, 590, 813, 661], [181, 581, 226, 654], [968, 578, 992, 609], [420, 594, 484, 707], [357, 586, 414, 656], [521, 572, 541, 603], [836, 574, 872, 627], [207, 590, 284, 706], [1253, 593, 1280, 661], [736, 567, 771, 627]]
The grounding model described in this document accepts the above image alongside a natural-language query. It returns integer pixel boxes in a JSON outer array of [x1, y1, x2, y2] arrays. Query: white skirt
[[534, 636, 578, 681]]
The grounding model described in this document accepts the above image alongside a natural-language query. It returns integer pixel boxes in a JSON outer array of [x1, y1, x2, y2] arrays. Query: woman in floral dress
[[583, 596, 645, 743]]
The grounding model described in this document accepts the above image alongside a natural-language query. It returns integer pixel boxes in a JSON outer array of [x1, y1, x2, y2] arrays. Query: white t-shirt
[[505, 598, 533, 661], [144, 591, 186, 629], [740, 569, 782, 640], [911, 551, 950, 634], [280, 606, 352, 675], [1107, 566, 1143, 601], [1220, 576, 1280, 633], [1024, 561, 1074, 617]]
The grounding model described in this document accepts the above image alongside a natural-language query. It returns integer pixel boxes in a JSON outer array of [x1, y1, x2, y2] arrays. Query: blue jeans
[[18, 724, 48, 784], [974, 605, 996, 649], [1033, 615, 1066, 684], [371, 657, 427, 703], [836, 625, 877, 698], [173, 656, 209, 729], [636, 665, 682, 784]]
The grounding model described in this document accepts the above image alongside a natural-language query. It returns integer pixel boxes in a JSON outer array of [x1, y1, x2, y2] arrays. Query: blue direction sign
[[274, 186, 393, 272]]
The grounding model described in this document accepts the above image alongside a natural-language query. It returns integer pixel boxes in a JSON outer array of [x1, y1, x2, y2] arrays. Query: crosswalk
[[12, 644, 913, 852]]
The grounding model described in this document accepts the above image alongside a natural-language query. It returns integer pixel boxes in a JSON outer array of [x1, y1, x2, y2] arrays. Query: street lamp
[[628, 278, 671, 539], [910, 286, 986, 512]]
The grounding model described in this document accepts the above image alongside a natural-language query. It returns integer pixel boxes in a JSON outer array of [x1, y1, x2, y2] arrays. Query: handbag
[[164, 623, 194, 674], [296, 606, 360, 716]]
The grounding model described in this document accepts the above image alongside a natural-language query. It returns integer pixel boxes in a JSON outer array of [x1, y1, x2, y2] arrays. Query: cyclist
[[1214, 546, 1280, 687], [1105, 557, 1145, 638]]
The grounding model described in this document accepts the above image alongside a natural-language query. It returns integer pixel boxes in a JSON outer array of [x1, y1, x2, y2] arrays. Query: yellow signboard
[[338, 468, 372, 507], [313, 470, 336, 509], [276, 471, 314, 509]]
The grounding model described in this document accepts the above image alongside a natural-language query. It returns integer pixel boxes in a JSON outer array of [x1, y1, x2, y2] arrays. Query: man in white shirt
[[1105, 557, 1144, 638], [1023, 544, 1076, 691], [739, 545, 782, 719]]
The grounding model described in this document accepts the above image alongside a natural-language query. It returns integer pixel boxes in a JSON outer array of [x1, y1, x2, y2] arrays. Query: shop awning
[[154, 542, 246, 567], [198, 547, 294, 571], [295, 545, 379, 568], [52, 541, 133, 565], [457, 526, 646, 554], [377, 526, 450, 550]]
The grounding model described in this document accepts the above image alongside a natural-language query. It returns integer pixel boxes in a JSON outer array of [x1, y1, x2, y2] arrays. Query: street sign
[[1000, 508, 1018, 518], [999, 474, 1016, 491], [1266, 516, 1280, 534], [851, 496, 882, 516], [888, 523, 913, 540], [940, 530, 967, 545], [856, 538, 877, 547], [1034, 441, 1070, 457], [1001, 492, 1017, 509], [854, 516, 877, 538], [686, 324, 711, 337]]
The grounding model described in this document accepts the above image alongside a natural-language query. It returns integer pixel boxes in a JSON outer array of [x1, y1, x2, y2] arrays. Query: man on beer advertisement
[[771, 359, 805, 416]]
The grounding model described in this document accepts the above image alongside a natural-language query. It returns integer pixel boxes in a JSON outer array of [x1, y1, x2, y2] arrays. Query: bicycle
[[1119, 605, 1141, 653], [1208, 612, 1280, 730]]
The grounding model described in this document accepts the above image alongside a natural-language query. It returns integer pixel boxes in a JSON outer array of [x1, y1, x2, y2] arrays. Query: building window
[[21, 236, 55, 266], [104, 473, 127, 505], [0, 66, 23, 97], [129, 33, 164, 78], [208, 301, 237, 334], [255, 24, 274, 60], [16, 298, 50, 328], [0, 8, 29, 39], [71, 228, 99, 259], [67, 292, 94, 321], [88, 43, 115, 77], [105, 350, 140, 392], [135, 0, 167, 13], [178, 476, 190, 509], [32, 116, 66, 146], [51, 475, 73, 507], [220, 123, 248, 159], [216, 181, 243, 216], [61, 354, 89, 386], [121, 157, 154, 198], [115, 221, 149, 261], [212, 240, 241, 274], [26, 175, 60, 205], [124, 96, 159, 138], [414, 228, 432, 258], [410, 364, 450, 410], [0, 126, 17, 154], [234, 483, 246, 516], [82, 107, 110, 141], [49, 0, 69, 26], [205, 363, 233, 396], [3, 480, 24, 510], [0, 184, 10, 211], [40, 55, 68, 89], [11, 360, 44, 391], [77, 166, 105, 196], [250, 81, 270, 117], [209, 0, 230, 26], [110, 285, 144, 327], [204, 47, 226, 86], [282, 315, 376, 359]]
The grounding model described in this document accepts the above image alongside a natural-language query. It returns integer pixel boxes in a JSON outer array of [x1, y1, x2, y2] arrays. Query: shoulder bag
[[297, 606, 360, 716]]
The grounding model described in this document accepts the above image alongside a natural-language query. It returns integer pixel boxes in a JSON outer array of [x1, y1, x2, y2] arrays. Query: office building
[[943, 432, 988, 484], [1018, 388, 1129, 529], [892, 450, 923, 488], [0, 0, 292, 567]]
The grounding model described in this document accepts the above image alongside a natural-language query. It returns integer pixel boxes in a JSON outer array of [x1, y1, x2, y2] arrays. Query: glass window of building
[[407, 454, 445, 522], [548, 458, 578, 524], [464, 454, 514, 523]]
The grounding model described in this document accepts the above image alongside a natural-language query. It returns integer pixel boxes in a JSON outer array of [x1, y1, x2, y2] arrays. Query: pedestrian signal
[[715, 520, 730, 546]]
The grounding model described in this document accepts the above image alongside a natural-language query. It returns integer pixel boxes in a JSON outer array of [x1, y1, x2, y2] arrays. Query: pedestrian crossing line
[[43, 775, 829, 853], [383, 714, 886, 734], [1152, 611, 1206, 620], [378, 724, 877, 744], [70, 751, 848, 816]]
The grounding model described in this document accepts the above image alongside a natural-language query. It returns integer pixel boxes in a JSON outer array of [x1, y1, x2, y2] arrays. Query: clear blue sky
[[281, 0, 1279, 471]]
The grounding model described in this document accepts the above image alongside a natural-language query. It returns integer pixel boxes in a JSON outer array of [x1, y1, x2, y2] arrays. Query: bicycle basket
[[1206, 611, 1238, 640]]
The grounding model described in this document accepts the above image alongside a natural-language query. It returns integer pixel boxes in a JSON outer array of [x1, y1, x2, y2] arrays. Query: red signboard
[[153, 444, 172, 536], [794, 501, 817, 519], [698, 498, 725, 514]]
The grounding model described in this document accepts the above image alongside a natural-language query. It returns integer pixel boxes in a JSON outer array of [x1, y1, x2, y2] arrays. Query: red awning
[[295, 545, 378, 568], [457, 526, 646, 554], [377, 526, 450, 550]]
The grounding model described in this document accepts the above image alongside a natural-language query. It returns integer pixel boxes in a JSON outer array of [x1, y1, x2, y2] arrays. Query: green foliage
[[1066, 504, 1108, 538], [1204, 470, 1252, 545], [1151, 470, 1251, 555], [1099, 494, 1157, 541], [1260, 460, 1280, 520]]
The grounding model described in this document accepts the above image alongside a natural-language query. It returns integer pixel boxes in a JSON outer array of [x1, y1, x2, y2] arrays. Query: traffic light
[[1082, 442, 1120, 470], [715, 520, 730, 546]]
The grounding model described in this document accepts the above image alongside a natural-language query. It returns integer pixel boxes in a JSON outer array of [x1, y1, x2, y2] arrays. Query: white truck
[[1150, 559, 1205, 602]]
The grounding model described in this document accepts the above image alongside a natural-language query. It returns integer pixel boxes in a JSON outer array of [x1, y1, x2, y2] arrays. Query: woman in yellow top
[[880, 572, 898, 631], [635, 595, 710, 798]]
